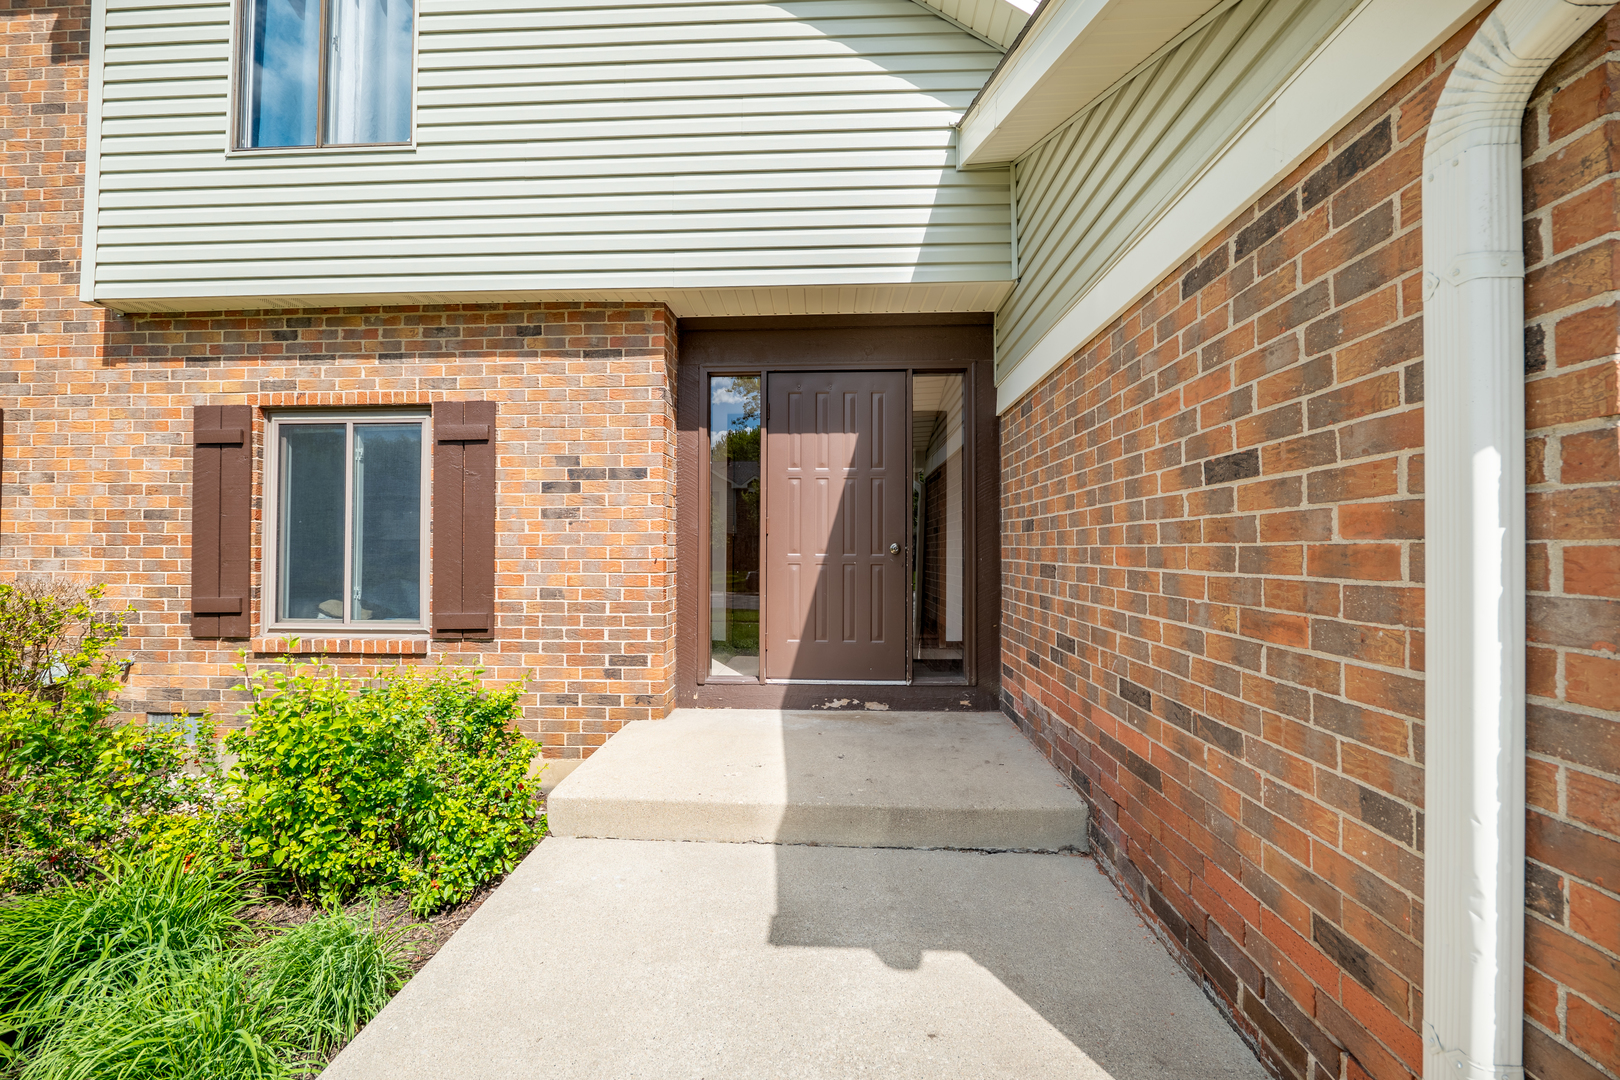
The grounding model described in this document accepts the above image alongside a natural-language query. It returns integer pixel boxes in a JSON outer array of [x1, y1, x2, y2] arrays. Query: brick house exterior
[[2, 6, 678, 757], [999, 11, 1620, 1080], [3, 1, 1618, 1079]]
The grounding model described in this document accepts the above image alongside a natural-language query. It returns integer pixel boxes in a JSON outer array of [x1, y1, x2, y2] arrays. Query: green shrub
[[0, 853, 250, 1058], [248, 908, 409, 1056], [229, 661, 540, 914], [18, 957, 287, 1080], [0, 580, 228, 891]]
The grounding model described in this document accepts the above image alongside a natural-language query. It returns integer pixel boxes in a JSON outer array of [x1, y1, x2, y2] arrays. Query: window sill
[[251, 636, 429, 657], [225, 141, 416, 159]]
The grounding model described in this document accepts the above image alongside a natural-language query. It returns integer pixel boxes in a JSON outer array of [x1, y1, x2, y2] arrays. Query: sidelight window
[[912, 374, 965, 682], [238, 0, 414, 149], [708, 375, 762, 679], [267, 414, 427, 627]]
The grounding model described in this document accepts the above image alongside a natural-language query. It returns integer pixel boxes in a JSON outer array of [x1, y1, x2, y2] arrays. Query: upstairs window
[[238, 0, 414, 149]]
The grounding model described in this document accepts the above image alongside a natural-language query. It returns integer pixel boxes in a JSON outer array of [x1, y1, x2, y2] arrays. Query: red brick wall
[[1001, 11, 1619, 1080], [0, 0, 678, 757], [1522, 14, 1620, 1080]]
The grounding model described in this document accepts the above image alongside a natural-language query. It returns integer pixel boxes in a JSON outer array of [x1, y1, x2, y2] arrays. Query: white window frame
[[262, 410, 431, 635], [228, 0, 421, 155]]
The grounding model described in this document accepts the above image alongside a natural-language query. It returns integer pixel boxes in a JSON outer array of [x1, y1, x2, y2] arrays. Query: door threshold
[[764, 679, 910, 686]]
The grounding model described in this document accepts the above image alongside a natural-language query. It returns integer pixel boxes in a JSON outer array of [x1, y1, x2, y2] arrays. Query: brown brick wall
[[0, 0, 678, 757], [1001, 10, 1619, 1080], [1522, 14, 1620, 1080]]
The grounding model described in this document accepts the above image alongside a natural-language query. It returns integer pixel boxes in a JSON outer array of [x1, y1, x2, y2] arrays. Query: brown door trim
[[675, 316, 999, 711]]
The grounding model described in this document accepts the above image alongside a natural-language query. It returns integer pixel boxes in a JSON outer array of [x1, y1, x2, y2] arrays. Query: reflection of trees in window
[[709, 376, 762, 677]]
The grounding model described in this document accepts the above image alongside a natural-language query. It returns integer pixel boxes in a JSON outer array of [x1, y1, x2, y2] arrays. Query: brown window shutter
[[432, 401, 496, 638], [191, 404, 252, 639]]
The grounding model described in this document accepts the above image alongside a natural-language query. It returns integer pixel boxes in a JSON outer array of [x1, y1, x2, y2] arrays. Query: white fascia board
[[995, 0, 1493, 413], [958, 0, 1220, 168], [90, 281, 1017, 320]]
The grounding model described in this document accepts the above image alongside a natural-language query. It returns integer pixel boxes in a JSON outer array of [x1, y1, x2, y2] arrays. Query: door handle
[[889, 543, 900, 555]]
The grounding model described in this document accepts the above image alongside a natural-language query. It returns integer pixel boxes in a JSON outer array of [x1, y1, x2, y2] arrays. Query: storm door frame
[[675, 315, 1000, 711]]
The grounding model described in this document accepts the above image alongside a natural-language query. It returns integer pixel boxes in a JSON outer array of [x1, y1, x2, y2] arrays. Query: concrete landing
[[323, 838, 1268, 1080], [546, 709, 1089, 851]]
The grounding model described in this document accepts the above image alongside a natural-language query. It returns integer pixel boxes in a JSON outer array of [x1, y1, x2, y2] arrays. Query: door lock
[[889, 543, 900, 555]]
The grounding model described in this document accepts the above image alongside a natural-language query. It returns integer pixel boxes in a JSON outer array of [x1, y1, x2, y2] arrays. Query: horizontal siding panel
[[101, 72, 989, 109], [91, 0, 1010, 305], [101, 203, 1010, 239], [97, 146, 964, 182], [98, 226, 1013, 264], [424, 23, 982, 50], [103, 106, 976, 143], [97, 169, 988, 209], [995, 0, 1356, 381]]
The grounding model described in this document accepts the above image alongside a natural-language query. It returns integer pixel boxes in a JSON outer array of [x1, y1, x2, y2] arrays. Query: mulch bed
[[241, 877, 504, 975]]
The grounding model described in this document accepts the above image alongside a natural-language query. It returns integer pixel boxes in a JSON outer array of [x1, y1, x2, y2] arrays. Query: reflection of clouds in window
[[245, 0, 319, 147], [709, 377, 759, 447], [241, 0, 413, 148]]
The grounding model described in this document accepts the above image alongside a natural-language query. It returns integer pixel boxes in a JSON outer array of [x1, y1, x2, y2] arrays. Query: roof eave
[[958, 0, 1226, 168]]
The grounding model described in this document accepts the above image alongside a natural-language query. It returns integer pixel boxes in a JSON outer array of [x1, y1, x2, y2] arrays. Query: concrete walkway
[[323, 711, 1267, 1080]]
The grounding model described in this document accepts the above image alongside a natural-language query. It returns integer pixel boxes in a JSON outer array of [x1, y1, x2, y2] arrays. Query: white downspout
[[1421, 3, 1608, 1079]]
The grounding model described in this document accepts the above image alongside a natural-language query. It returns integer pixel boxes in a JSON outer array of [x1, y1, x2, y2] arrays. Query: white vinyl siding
[[994, 0, 1358, 384], [91, 0, 1011, 311]]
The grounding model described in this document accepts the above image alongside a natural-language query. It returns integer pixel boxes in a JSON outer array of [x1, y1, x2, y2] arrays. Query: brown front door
[[764, 371, 908, 681]]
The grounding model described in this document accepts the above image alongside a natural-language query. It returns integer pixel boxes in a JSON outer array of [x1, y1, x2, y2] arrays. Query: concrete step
[[546, 709, 1089, 852]]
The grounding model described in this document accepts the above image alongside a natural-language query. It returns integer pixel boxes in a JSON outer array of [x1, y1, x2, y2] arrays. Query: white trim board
[[94, 281, 1016, 319], [78, 0, 107, 305], [994, 0, 1494, 414], [959, 0, 1221, 167]]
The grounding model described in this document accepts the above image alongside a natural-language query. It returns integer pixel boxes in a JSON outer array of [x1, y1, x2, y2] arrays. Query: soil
[[241, 877, 504, 976], [239, 850, 533, 1073]]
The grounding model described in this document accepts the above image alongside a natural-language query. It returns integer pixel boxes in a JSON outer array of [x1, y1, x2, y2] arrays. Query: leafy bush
[[229, 661, 540, 914], [0, 578, 126, 701], [248, 908, 409, 1056], [0, 854, 250, 1067], [0, 580, 229, 892]]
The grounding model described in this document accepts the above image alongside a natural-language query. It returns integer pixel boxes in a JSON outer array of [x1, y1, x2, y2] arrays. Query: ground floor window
[[267, 413, 428, 628]]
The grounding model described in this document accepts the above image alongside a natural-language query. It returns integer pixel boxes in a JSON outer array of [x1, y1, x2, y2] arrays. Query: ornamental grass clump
[[0, 856, 415, 1079], [247, 908, 410, 1056], [17, 957, 287, 1080], [0, 854, 250, 1062], [229, 661, 541, 915]]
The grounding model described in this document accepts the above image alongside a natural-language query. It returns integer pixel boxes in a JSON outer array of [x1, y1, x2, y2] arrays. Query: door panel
[[766, 371, 907, 680]]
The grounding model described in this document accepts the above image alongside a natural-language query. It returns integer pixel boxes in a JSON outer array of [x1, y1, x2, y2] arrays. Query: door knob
[[889, 543, 900, 555]]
